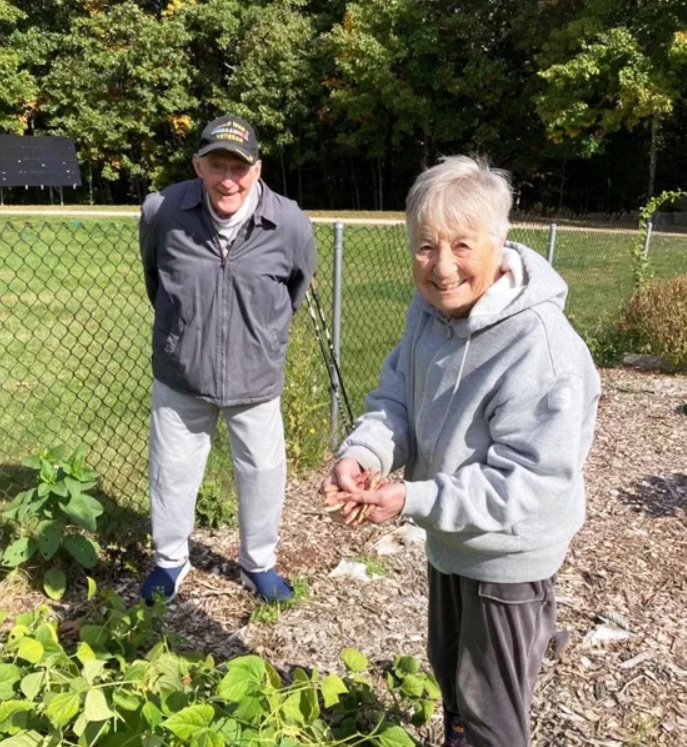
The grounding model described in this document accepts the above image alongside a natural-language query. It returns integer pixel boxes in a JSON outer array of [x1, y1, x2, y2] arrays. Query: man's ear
[[192, 154, 203, 178], [254, 160, 262, 180]]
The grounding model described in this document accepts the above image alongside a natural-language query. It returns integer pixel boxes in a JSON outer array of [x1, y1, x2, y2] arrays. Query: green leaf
[[281, 692, 305, 725], [35, 520, 63, 560], [22, 455, 42, 470], [371, 725, 415, 747], [19, 672, 45, 701], [163, 704, 214, 740], [0, 664, 22, 700], [50, 481, 70, 498], [424, 675, 441, 699], [394, 656, 420, 675], [45, 690, 81, 728], [233, 694, 265, 722], [60, 492, 103, 532], [112, 688, 141, 712], [0, 700, 34, 732], [36, 482, 53, 498], [16, 638, 44, 665], [76, 641, 97, 664], [321, 673, 348, 708], [79, 624, 109, 649], [399, 673, 425, 698], [83, 660, 107, 686], [43, 568, 67, 600], [0, 730, 44, 746], [410, 698, 436, 727], [341, 647, 368, 673], [217, 656, 266, 701], [86, 576, 98, 600], [1, 490, 35, 521], [213, 716, 241, 743], [84, 688, 115, 722], [2, 538, 37, 568], [62, 534, 100, 568], [33, 622, 59, 646], [196, 732, 224, 747], [141, 701, 163, 730]]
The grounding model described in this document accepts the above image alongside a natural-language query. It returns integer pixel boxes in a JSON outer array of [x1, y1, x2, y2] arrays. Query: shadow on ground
[[615, 472, 687, 518]]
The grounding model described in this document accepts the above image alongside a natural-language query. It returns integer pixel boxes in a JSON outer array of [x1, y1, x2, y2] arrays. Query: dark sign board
[[0, 135, 82, 188]]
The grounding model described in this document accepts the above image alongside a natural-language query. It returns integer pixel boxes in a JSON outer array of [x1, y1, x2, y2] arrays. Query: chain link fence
[[1, 214, 686, 523]]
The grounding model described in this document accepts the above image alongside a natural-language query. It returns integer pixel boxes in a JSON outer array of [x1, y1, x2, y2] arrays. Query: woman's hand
[[320, 458, 406, 527], [339, 480, 406, 526]]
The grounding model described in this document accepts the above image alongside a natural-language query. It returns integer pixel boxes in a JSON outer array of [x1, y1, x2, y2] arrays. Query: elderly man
[[322, 156, 600, 746], [140, 113, 316, 604]]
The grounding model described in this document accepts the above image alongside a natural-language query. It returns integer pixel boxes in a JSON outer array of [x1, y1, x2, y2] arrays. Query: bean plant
[[1, 446, 103, 600], [0, 583, 439, 746]]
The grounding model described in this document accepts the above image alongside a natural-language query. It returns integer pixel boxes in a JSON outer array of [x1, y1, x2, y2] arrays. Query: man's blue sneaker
[[141, 560, 192, 605], [239, 567, 293, 603]]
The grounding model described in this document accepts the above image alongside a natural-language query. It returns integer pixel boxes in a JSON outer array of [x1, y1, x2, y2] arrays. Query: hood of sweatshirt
[[415, 241, 569, 338]]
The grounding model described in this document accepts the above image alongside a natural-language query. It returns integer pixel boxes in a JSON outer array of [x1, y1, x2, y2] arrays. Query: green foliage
[[353, 555, 389, 579], [195, 479, 237, 531], [573, 313, 636, 368], [282, 315, 331, 473], [0, 0, 38, 133], [42, 0, 197, 191], [0, 446, 103, 599], [624, 274, 687, 367], [631, 189, 687, 288], [0, 586, 437, 746], [249, 576, 310, 625]]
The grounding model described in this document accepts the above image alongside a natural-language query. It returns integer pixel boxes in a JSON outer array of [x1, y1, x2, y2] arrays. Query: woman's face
[[411, 226, 504, 318]]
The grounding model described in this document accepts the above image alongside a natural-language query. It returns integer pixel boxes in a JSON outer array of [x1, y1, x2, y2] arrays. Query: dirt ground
[[2, 366, 686, 745]]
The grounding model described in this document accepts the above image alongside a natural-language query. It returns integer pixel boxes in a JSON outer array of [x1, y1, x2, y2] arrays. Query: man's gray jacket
[[139, 178, 317, 406]]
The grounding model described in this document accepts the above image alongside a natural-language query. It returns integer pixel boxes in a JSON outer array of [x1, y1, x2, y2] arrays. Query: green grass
[[1, 217, 686, 524]]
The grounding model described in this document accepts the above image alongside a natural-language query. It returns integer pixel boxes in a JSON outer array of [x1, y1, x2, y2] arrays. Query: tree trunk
[[350, 158, 360, 210], [280, 150, 288, 198], [647, 116, 658, 199]]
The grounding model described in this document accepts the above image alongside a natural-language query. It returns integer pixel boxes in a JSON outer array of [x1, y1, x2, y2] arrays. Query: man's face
[[411, 227, 503, 318], [193, 151, 261, 218]]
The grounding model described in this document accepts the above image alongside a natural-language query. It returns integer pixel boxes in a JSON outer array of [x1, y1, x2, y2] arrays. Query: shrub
[[570, 312, 636, 368], [195, 478, 237, 530], [624, 275, 687, 367], [0, 446, 103, 600]]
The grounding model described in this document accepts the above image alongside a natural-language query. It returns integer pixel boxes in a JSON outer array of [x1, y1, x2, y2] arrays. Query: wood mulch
[[2, 366, 686, 745]]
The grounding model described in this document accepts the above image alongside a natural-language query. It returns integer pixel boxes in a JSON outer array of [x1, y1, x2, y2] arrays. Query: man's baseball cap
[[197, 114, 259, 163]]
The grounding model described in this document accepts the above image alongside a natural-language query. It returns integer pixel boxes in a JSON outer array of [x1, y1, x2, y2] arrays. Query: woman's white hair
[[405, 155, 513, 246]]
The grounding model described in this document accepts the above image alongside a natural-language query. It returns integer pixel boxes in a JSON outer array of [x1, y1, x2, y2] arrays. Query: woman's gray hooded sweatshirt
[[338, 242, 601, 584]]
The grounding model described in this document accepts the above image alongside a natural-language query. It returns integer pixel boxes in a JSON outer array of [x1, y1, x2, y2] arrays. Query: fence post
[[642, 216, 653, 258], [330, 221, 344, 448], [547, 223, 557, 265]]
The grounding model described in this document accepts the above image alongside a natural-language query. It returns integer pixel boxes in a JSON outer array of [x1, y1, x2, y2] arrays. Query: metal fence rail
[[1, 216, 685, 517]]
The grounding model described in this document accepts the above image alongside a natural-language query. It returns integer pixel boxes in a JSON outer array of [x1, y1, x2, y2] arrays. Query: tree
[[0, 0, 38, 133], [224, 0, 318, 199], [536, 0, 687, 199], [321, 0, 435, 208], [43, 1, 197, 200]]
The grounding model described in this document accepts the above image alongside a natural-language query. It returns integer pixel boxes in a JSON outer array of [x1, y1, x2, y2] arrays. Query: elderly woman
[[321, 156, 601, 747]]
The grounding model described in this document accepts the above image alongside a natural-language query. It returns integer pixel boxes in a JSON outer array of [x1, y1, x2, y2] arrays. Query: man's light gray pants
[[149, 378, 287, 572]]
